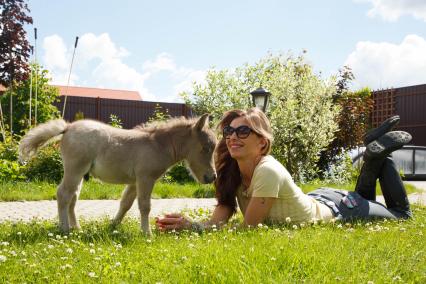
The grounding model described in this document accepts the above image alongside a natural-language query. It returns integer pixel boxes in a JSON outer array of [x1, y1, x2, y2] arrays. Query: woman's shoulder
[[255, 155, 289, 177]]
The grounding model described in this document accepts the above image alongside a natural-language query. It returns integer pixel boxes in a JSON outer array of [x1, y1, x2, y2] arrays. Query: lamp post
[[250, 87, 271, 112]]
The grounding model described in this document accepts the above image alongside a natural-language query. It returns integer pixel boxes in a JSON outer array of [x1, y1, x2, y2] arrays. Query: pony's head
[[186, 114, 217, 184]]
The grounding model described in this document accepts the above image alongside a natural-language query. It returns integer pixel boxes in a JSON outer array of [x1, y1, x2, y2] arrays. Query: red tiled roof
[[53, 85, 142, 101]]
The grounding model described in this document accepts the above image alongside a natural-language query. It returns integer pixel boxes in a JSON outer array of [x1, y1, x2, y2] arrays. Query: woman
[[156, 108, 412, 232]]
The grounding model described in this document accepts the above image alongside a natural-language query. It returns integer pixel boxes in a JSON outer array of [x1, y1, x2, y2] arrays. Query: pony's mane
[[134, 116, 197, 133]]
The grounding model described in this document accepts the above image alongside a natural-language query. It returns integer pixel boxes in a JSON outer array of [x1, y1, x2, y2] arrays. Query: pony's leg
[[68, 179, 83, 229], [112, 184, 137, 226], [136, 179, 155, 236], [57, 173, 84, 233]]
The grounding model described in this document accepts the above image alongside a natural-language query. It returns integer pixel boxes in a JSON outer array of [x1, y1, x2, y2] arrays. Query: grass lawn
[[0, 179, 421, 201], [0, 206, 425, 283], [0, 180, 216, 201]]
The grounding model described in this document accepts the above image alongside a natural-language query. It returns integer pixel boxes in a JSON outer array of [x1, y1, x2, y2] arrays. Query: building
[[372, 84, 426, 146], [54, 85, 142, 101]]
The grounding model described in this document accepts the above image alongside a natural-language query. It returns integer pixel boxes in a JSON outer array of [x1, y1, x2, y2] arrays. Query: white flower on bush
[[0, 255, 6, 262], [88, 272, 97, 278], [285, 217, 291, 224]]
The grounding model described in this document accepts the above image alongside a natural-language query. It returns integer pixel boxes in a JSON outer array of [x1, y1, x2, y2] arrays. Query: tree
[[0, 63, 61, 136], [182, 52, 340, 181], [0, 0, 32, 85], [0, 0, 33, 134], [317, 67, 374, 177]]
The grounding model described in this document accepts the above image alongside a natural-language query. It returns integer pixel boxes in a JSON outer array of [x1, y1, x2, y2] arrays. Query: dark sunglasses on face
[[223, 125, 253, 139]]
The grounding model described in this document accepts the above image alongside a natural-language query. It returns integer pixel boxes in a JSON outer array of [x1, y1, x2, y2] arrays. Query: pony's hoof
[[141, 229, 153, 238]]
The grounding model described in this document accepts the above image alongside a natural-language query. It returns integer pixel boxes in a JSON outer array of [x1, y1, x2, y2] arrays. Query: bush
[[163, 162, 194, 184], [0, 159, 26, 181], [0, 136, 19, 161], [322, 153, 358, 184], [24, 143, 63, 183]]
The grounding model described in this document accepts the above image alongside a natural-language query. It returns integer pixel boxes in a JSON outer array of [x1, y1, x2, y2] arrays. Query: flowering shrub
[[182, 52, 340, 181]]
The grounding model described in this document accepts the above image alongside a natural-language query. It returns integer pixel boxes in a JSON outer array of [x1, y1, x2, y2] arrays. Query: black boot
[[355, 130, 412, 201], [379, 156, 412, 218], [363, 115, 400, 145], [364, 131, 412, 160]]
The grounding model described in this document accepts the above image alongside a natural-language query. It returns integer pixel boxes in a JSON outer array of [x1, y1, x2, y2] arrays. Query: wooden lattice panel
[[372, 89, 396, 128]]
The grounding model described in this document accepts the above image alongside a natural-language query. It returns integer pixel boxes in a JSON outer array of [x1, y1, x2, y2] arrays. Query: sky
[[25, 0, 426, 102]]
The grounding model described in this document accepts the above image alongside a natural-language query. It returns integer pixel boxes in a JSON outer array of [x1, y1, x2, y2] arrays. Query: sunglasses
[[223, 125, 253, 139]]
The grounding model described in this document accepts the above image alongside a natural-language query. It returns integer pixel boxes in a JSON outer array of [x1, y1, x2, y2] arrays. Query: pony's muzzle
[[203, 173, 217, 184]]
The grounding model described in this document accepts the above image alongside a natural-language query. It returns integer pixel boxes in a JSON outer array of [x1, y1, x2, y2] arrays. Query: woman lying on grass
[[156, 108, 412, 232]]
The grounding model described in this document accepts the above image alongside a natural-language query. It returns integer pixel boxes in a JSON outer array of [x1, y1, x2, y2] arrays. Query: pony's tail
[[19, 119, 68, 162]]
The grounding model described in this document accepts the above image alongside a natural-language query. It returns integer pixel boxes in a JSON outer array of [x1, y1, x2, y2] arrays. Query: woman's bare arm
[[243, 197, 275, 226]]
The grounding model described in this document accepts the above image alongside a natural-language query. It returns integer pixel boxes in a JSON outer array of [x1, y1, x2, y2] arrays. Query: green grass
[[0, 179, 420, 201], [0, 180, 215, 201], [0, 206, 425, 283]]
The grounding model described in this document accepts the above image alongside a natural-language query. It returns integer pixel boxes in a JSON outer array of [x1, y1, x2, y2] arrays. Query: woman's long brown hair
[[214, 108, 273, 213]]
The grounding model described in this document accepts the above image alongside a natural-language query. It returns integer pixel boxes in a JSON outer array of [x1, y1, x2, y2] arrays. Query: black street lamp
[[250, 87, 271, 112]]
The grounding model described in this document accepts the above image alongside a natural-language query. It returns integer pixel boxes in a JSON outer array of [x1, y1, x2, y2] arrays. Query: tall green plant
[[0, 63, 60, 137], [109, 114, 123, 128], [182, 52, 340, 181], [148, 104, 171, 123]]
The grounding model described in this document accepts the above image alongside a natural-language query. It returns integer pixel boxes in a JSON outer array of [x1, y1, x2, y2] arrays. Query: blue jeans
[[308, 187, 409, 220]]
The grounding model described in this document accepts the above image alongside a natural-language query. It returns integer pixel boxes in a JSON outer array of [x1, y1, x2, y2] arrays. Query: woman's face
[[225, 117, 267, 161]]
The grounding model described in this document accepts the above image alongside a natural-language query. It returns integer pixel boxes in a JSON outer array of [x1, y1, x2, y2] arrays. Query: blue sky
[[26, 0, 426, 102]]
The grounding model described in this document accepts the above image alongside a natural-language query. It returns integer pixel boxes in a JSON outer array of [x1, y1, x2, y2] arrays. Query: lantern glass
[[253, 95, 266, 110]]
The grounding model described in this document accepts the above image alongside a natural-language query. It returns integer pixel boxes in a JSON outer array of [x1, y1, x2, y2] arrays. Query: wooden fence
[[54, 96, 193, 129], [372, 84, 426, 146]]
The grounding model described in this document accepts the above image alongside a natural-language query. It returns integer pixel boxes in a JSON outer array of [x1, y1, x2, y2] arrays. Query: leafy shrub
[[163, 162, 194, 184], [0, 159, 26, 181], [24, 143, 63, 183], [109, 114, 123, 128], [0, 136, 19, 161], [322, 153, 358, 184]]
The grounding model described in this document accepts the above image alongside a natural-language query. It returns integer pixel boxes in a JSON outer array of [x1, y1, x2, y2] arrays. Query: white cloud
[[345, 34, 426, 89], [142, 52, 176, 73], [42, 35, 68, 70], [356, 0, 426, 21], [42, 35, 79, 85], [41, 33, 206, 102], [173, 68, 207, 97]]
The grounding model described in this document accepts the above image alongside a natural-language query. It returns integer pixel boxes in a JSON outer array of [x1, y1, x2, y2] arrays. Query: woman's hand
[[155, 213, 192, 232]]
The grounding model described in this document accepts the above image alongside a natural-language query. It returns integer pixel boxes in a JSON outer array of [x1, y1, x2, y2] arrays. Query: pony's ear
[[195, 113, 209, 130]]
